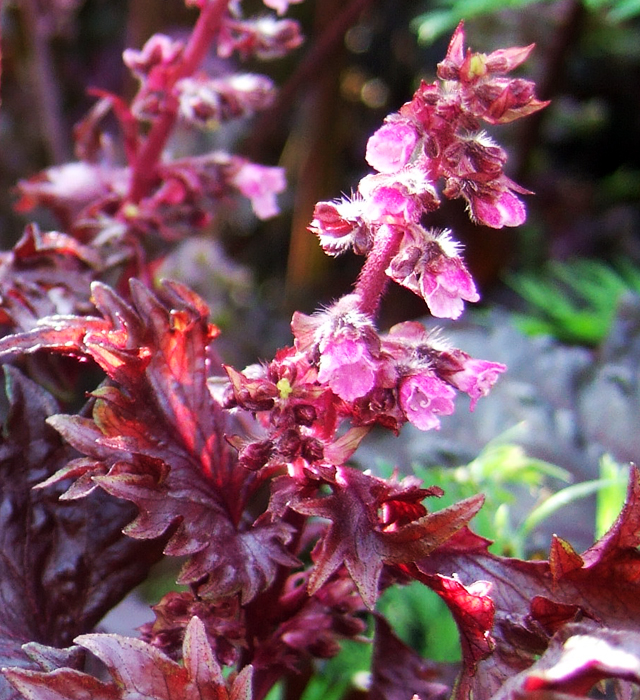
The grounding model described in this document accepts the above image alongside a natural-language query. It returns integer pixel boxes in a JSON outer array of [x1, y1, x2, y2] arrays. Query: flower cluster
[[310, 22, 547, 320], [15, 0, 298, 266], [223, 294, 506, 482], [227, 22, 544, 453]]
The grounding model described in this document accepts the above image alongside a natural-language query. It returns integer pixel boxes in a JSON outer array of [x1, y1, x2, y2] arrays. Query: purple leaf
[[0, 367, 163, 700]]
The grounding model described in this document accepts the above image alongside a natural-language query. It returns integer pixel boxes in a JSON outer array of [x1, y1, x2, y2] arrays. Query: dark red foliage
[[287, 465, 484, 609], [0, 280, 300, 604], [0, 5, 636, 700], [0, 366, 164, 700], [4, 617, 254, 700], [409, 465, 640, 699], [369, 616, 451, 700]]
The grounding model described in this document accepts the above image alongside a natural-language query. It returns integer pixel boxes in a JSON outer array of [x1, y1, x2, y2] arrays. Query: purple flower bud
[[239, 439, 274, 470]]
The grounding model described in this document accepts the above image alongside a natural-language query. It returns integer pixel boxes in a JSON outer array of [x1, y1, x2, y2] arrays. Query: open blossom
[[359, 168, 439, 226], [263, 0, 304, 15], [317, 336, 378, 402], [218, 17, 304, 61], [292, 297, 383, 403], [468, 186, 527, 228], [14, 161, 130, 228], [123, 34, 183, 81], [419, 253, 479, 319], [365, 120, 420, 174], [177, 73, 275, 126], [445, 357, 506, 410], [387, 227, 479, 319], [231, 162, 287, 219], [398, 372, 456, 431]]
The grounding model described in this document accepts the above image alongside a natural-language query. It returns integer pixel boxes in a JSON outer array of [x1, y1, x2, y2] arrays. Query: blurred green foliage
[[508, 258, 640, 345], [412, 0, 640, 45]]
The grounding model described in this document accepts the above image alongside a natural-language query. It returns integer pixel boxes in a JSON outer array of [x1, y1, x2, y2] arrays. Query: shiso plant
[[0, 3, 639, 700]]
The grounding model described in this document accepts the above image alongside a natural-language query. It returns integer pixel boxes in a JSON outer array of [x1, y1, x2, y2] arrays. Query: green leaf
[[595, 455, 629, 539], [520, 478, 619, 538]]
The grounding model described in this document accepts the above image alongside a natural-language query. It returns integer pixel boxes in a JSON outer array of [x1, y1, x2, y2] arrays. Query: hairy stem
[[354, 224, 404, 317], [127, 0, 229, 203]]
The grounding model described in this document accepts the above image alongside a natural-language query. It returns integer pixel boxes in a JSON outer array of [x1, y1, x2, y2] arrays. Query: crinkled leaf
[[3, 617, 253, 700], [416, 573, 495, 673], [0, 224, 100, 334], [493, 621, 640, 699], [0, 280, 293, 603], [289, 465, 484, 608], [413, 464, 640, 700], [0, 366, 163, 700]]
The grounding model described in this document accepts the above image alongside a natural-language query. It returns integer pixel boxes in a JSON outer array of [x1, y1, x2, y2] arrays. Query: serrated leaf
[[0, 367, 163, 700], [0, 281, 289, 603], [413, 465, 640, 700], [289, 465, 484, 609], [3, 617, 253, 700]]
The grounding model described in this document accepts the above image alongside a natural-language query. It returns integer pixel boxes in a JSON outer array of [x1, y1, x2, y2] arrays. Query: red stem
[[127, 0, 229, 203], [354, 224, 404, 318]]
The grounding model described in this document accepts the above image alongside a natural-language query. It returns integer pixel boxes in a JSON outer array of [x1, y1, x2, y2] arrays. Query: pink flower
[[386, 227, 479, 319], [123, 34, 183, 80], [366, 183, 420, 224], [365, 121, 419, 174], [231, 162, 287, 219], [419, 255, 479, 319], [15, 162, 129, 228], [358, 168, 438, 227], [470, 188, 526, 228], [262, 0, 304, 16], [398, 372, 456, 431], [317, 336, 377, 402], [446, 358, 506, 410], [177, 74, 275, 126]]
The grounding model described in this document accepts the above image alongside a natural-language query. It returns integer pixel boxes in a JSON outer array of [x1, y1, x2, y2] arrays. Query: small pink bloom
[[317, 337, 377, 402], [368, 184, 420, 224], [123, 34, 183, 79], [365, 121, 419, 174], [420, 256, 479, 319], [447, 358, 506, 410], [219, 17, 304, 61], [399, 373, 455, 431], [232, 162, 286, 219], [386, 228, 479, 319], [471, 189, 526, 228], [262, 0, 304, 15], [15, 162, 129, 226]]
